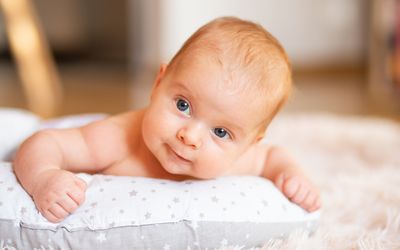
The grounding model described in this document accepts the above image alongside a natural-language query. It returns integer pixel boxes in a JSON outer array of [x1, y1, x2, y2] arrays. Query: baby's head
[[142, 17, 292, 178], [168, 16, 292, 127]]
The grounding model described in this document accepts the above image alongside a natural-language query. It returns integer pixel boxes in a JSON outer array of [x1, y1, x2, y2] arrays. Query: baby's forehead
[[168, 50, 286, 123], [177, 45, 288, 87], [170, 77, 270, 134]]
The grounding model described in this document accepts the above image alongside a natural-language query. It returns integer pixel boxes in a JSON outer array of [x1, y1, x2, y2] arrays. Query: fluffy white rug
[[238, 113, 400, 250]]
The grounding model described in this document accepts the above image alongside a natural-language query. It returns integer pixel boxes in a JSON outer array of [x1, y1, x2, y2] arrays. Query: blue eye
[[176, 98, 191, 116], [213, 127, 231, 139]]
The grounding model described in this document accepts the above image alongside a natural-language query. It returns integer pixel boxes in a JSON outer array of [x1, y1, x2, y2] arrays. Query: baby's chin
[[182, 169, 222, 180], [161, 163, 217, 180], [159, 160, 190, 176], [158, 165, 197, 181]]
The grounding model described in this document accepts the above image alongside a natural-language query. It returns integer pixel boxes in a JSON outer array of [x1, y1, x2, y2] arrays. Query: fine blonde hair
[[168, 16, 292, 127]]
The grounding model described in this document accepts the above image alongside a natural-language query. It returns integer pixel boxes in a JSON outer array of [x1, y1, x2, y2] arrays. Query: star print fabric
[[0, 162, 319, 249]]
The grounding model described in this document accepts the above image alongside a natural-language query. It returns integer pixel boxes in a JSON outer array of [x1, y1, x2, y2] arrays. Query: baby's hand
[[274, 172, 321, 212], [31, 169, 87, 223]]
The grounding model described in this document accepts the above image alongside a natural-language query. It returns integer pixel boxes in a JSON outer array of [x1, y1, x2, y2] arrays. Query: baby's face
[[142, 56, 269, 179]]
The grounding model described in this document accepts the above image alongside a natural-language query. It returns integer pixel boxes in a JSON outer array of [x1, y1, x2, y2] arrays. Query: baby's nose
[[177, 123, 203, 149]]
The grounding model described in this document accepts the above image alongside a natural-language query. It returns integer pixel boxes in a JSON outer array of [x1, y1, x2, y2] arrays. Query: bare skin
[[13, 62, 321, 223]]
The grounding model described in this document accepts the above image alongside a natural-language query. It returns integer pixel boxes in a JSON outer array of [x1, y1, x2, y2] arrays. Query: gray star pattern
[[145, 212, 152, 219], [129, 190, 138, 196], [20, 207, 27, 215]]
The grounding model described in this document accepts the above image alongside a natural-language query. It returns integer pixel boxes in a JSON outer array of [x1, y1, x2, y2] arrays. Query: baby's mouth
[[168, 146, 192, 165]]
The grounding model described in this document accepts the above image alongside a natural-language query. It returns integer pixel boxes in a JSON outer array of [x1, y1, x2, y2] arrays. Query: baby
[[13, 17, 321, 223]]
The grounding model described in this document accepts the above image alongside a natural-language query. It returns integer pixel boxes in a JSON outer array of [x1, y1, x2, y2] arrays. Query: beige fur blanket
[[244, 113, 400, 250]]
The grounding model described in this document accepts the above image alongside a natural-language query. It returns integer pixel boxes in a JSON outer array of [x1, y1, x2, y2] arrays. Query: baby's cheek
[[148, 110, 175, 136]]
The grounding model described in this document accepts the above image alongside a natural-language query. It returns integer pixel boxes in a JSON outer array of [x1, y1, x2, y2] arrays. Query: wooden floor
[[0, 61, 399, 121]]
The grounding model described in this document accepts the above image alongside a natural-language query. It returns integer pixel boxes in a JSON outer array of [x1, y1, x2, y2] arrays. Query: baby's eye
[[176, 98, 191, 116], [213, 127, 231, 139]]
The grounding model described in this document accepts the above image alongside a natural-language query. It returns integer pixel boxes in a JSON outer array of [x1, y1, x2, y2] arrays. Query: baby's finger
[[274, 173, 285, 191], [283, 176, 300, 198], [48, 203, 69, 220], [309, 197, 322, 212], [302, 192, 317, 210], [291, 184, 310, 204], [74, 177, 87, 191], [67, 188, 86, 206], [58, 194, 80, 213], [42, 209, 62, 223]]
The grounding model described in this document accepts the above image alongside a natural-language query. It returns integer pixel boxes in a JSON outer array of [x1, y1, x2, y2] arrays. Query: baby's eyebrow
[[222, 119, 245, 136], [173, 82, 191, 92]]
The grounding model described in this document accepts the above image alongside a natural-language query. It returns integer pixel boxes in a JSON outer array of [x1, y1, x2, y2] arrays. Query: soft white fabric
[[0, 108, 40, 161], [0, 162, 318, 230], [0, 110, 107, 161]]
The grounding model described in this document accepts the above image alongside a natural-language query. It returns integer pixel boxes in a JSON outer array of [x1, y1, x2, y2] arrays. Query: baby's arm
[[13, 118, 127, 222], [260, 145, 321, 212]]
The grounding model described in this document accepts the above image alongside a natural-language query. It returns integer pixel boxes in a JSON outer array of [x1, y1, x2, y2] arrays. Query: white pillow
[[0, 108, 40, 161], [0, 162, 319, 249], [0, 108, 107, 161]]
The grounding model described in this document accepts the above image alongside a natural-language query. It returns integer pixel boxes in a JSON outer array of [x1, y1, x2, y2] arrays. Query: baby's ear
[[255, 132, 265, 143], [153, 64, 168, 88], [150, 64, 168, 100]]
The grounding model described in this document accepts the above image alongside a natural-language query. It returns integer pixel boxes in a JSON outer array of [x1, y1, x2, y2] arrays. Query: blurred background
[[0, 0, 399, 120]]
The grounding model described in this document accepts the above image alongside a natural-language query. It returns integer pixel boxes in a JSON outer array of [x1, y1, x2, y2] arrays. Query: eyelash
[[212, 127, 232, 140], [175, 97, 192, 116]]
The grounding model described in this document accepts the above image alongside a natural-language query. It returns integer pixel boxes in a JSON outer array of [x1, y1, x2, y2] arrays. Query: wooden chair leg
[[1, 0, 62, 118]]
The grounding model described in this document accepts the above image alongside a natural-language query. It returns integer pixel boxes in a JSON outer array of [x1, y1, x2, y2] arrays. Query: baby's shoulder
[[108, 111, 135, 125], [104, 110, 144, 144], [108, 110, 144, 128], [79, 111, 143, 159], [78, 111, 137, 144]]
